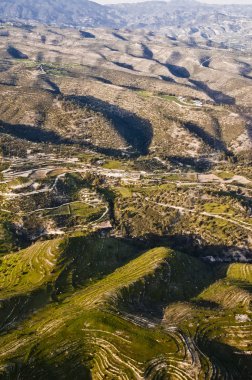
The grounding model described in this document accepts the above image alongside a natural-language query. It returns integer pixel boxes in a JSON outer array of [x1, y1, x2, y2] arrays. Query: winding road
[[147, 199, 252, 233]]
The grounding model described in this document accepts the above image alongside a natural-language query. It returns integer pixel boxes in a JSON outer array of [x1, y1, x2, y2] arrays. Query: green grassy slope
[[0, 236, 250, 379]]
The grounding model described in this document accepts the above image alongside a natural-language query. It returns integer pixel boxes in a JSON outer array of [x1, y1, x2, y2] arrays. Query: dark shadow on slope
[[80, 30, 95, 39], [192, 299, 220, 309], [160, 75, 176, 83], [138, 234, 252, 264], [183, 121, 229, 154], [7, 45, 28, 59], [92, 76, 141, 91], [113, 61, 134, 70], [234, 281, 252, 295], [166, 155, 213, 172], [104, 45, 119, 52], [187, 37, 198, 47], [3, 356, 93, 380], [122, 84, 143, 91], [165, 234, 252, 262], [91, 76, 113, 84], [116, 248, 215, 319], [0, 120, 63, 143], [0, 289, 49, 333], [0, 118, 150, 158], [238, 61, 252, 80], [167, 35, 177, 41], [0, 119, 115, 156], [245, 115, 252, 147], [210, 116, 222, 140], [196, 338, 252, 380], [165, 63, 190, 78], [40, 75, 61, 95], [112, 32, 127, 41], [15, 23, 35, 32], [55, 235, 145, 295], [0, 79, 17, 87], [65, 95, 153, 155], [0, 60, 12, 72], [47, 29, 64, 36], [141, 43, 153, 59], [0, 234, 146, 335], [200, 56, 211, 68], [190, 79, 235, 105]]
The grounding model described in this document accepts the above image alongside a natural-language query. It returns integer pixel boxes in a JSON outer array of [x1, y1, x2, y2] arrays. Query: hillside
[[0, 0, 252, 52], [0, 236, 251, 378], [0, 3, 251, 379], [0, 23, 251, 252], [0, 0, 117, 27]]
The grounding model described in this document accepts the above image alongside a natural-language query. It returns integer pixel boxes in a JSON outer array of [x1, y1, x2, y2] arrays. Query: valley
[[0, 2, 251, 378]]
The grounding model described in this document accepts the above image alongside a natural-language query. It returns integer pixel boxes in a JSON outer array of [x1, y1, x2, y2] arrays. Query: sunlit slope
[[0, 236, 250, 379], [0, 239, 65, 332], [0, 244, 210, 378], [0, 23, 251, 160], [198, 263, 252, 310], [0, 239, 63, 298], [0, 236, 142, 329]]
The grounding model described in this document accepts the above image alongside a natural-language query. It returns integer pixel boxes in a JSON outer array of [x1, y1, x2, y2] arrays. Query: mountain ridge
[[0, 0, 251, 29]]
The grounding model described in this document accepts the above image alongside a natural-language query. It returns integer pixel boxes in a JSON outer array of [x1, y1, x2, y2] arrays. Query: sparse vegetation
[[0, 16, 251, 380]]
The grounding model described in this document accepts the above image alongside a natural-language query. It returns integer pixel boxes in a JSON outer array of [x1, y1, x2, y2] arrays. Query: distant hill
[[0, 0, 251, 30], [110, 0, 252, 29], [0, 0, 118, 27]]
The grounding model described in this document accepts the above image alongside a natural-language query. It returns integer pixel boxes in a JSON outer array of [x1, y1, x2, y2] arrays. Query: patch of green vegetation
[[227, 263, 252, 283], [117, 187, 132, 198], [45, 204, 71, 216], [0, 308, 178, 379], [158, 94, 184, 105], [203, 202, 234, 215], [162, 173, 183, 181], [162, 173, 198, 182], [204, 217, 230, 235], [21, 60, 69, 76], [0, 176, 30, 193], [20, 59, 38, 68], [70, 202, 105, 220], [45, 68, 68, 76], [158, 183, 177, 191], [137, 90, 152, 98], [215, 171, 235, 180], [102, 159, 126, 170], [0, 239, 64, 299], [43, 202, 105, 225], [77, 153, 96, 163], [47, 168, 67, 177]]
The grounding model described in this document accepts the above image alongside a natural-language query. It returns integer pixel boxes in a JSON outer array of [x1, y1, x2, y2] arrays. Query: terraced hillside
[[0, 15, 251, 380], [0, 235, 250, 379]]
